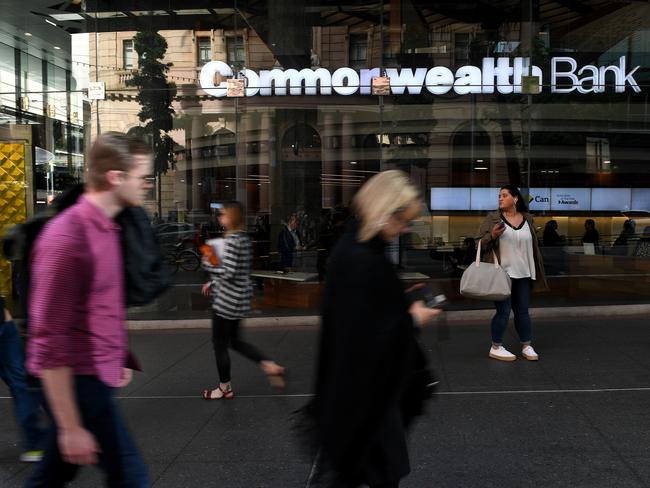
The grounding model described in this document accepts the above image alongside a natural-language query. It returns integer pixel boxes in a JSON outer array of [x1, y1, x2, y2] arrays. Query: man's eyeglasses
[[118, 171, 155, 183]]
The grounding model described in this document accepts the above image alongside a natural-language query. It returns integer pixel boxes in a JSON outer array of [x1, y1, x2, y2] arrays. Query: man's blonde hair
[[353, 170, 422, 242]]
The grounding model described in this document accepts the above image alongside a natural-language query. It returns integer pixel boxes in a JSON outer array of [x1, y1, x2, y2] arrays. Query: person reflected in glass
[[633, 226, 650, 257], [478, 185, 547, 362], [614, 219, 636, 247], [543, 220, 564, 247], [278, 212, 304, 270], [459, 237, 477, 267], [201, 202, 285, 400], [582, 219, 599, 246], [451, 237, 477, 273], [308, 170, 440, 488]]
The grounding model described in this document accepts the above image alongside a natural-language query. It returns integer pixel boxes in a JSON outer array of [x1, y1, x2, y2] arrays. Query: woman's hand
[[409, 301, 442, 327], [491, 222, 506, 240], [404, 283, 425, 294], [201, 282, 212, 297]]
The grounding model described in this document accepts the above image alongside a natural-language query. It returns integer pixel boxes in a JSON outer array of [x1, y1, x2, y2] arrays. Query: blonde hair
[[353, 170, 421, 242]]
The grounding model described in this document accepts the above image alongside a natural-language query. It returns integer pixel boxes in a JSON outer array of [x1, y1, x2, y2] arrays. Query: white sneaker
[[522, 345, 539, 361], [489, 346, 516, 362]]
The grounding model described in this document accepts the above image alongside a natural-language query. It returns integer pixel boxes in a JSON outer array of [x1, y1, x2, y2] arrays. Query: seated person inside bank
[[278, 213, 304, 270]]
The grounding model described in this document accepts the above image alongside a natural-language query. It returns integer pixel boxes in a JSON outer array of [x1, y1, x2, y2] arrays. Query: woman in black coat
[[308, 171, 440, 488]]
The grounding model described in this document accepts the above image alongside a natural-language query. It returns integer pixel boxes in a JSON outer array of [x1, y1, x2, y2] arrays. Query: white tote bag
[[460, 240, 512, 301]]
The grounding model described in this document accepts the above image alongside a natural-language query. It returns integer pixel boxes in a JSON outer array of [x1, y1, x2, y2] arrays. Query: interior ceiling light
[[49, 13, 85, 21], [53, 46, 61, 50], [25, 32, 32, 37], [45, 19, 57, 27]]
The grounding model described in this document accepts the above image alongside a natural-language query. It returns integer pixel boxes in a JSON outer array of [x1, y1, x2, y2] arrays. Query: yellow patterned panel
[[0, 143, 26, 297]]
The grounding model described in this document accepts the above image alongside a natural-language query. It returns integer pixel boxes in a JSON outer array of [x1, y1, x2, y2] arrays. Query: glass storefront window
[[3, 1, 650, 318], [0, 42, 15, 113]]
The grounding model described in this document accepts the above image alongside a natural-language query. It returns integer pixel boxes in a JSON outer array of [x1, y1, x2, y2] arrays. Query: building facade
[[2, 1, 650, 317]]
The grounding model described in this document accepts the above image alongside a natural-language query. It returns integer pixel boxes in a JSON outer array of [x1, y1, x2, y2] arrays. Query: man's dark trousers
[[26, 375, 149, 488], [0, 319, 44, 451]]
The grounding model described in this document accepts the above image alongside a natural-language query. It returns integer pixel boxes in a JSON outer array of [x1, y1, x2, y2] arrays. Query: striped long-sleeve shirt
[[203, 231, 253, 319]]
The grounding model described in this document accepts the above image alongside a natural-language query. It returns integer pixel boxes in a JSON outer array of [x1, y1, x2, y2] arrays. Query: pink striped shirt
[[27, 195, 127, 388]]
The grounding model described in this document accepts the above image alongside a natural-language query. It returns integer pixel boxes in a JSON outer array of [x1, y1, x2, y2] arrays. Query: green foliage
[[126, 31, 177, 175]]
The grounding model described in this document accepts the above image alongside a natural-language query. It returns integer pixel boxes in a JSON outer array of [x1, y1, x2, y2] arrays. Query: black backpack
[[2, 185, 85, 315], [2, 184, 171, 316]]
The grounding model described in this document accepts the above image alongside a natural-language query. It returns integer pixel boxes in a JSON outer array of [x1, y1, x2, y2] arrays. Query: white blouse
[[499, 220, 536, 280]]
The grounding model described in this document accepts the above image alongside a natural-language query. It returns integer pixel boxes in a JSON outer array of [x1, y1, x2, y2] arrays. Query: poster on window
[[550, 188, 591, 211], [430, 188, 471, 210], [631, 189, 650, 212], [470, 187, 500, 211], [527, 188, 551, 211], [591, 188, 631, 211]]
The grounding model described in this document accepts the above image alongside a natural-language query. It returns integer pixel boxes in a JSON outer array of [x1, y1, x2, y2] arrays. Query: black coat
[[278, 226, 299, 268], [115, 206, 171, 306], [310, 221, 418, 485]]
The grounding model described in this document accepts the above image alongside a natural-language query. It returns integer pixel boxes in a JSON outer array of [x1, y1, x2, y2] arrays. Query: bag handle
[[475, 238, 501, 268]]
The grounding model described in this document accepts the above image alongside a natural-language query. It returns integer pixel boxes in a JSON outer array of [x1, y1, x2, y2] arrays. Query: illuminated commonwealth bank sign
[[200, 56, 641, 97]]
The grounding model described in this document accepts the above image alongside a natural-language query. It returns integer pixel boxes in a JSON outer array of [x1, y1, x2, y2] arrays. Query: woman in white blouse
[[478, 186, 548, 362]]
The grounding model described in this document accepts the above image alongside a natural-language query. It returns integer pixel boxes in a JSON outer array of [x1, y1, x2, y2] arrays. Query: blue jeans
[[0, 320, 45, 451], [491, 278, 533, 345], [26, 376, 149, 488]]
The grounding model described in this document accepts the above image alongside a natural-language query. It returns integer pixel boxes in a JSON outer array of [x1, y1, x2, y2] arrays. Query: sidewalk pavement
[[2, 314, 650, 487], [125, 304, 650, 330]]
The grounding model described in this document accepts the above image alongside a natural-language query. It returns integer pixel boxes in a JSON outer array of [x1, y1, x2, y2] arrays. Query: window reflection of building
[[226, 36, 245, 68], [42, 0, 650, 313], [453, 125, 492, 187], [454, 32, 470, 67], [382, 37, 399, 67], [123, 39, 134, 69], [279, 122, 322, 217], [197, 37, 212, 66], [586, 137, 611, 174], [349, 33, 368, 69]]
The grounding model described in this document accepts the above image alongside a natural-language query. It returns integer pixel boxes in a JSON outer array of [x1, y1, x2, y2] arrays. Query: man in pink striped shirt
[[26, 133, 153, 487]]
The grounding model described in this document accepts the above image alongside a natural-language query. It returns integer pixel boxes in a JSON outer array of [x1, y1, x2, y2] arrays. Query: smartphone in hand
[[427, 293, 448, 309], [408, 283, 448, 309]]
